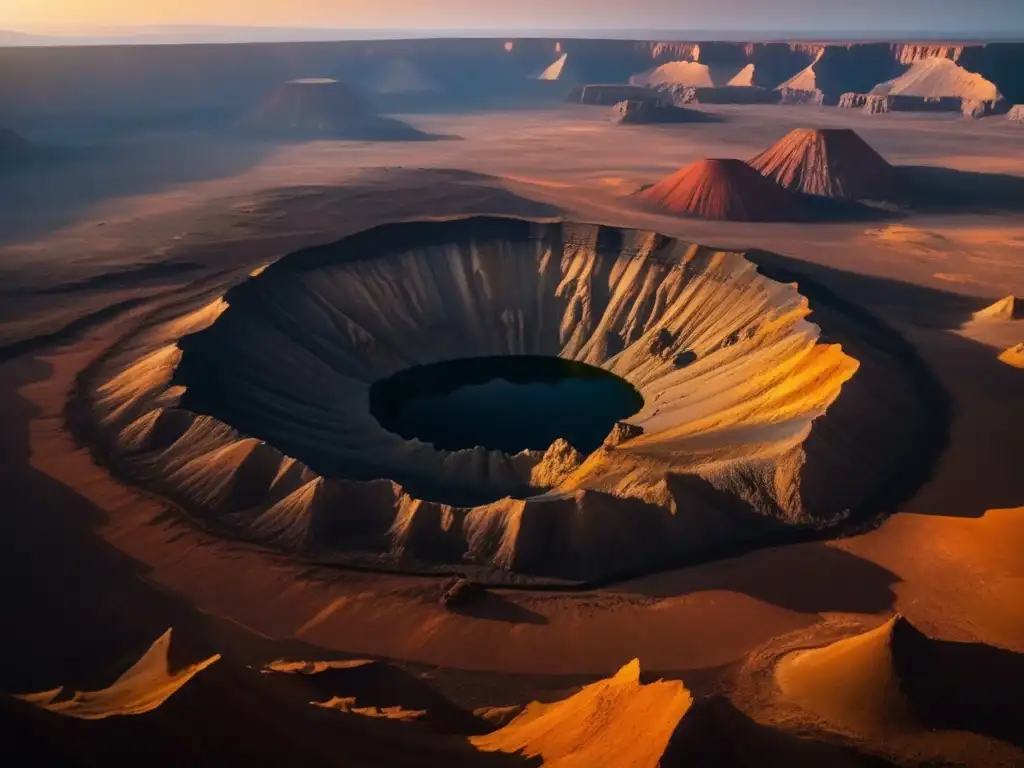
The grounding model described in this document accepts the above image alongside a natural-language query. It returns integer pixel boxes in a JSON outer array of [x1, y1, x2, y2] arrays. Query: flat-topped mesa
[[245, 77, 429, 141], [610, 99, 710, 124], [748, 128, 898, 201], [639, 158, 808, 221]]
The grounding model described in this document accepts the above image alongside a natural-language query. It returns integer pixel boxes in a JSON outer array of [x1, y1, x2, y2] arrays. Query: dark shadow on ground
[[259, 661, 494, 735], [662, 696, 898, 767], [898, 628, 1024, 749], [618, 542, 899, 614], [0, 356, 531, 767], [897, 165, 1024, 213], [445, 591, 549, 626], [0, 134, 277, 245]]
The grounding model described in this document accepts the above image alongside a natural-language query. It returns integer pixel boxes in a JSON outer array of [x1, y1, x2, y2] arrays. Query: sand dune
[[776, 615, 1024, 745], [630, 61, 740, 89], [871, 58, 1002, 100], [775, 51, 823, 94], [638, 159, 807, 221], [749, 128, 897, 201], [536, 54, 568, 81], [727, 63, 756, 87], [998, 342, 1024, 368], [973, 295, 1022, 322], [470, 659, 692, 767], [14, 629, 219, 720], [776, 616, 917, 734]]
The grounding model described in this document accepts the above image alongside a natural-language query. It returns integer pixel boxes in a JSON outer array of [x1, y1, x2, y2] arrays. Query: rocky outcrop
[[961, 98, 1009, 118], [1009, 105, 1024, 123], [778, 88, 826, 106], [838, 92, 868, 108], [851, 92, 1008, 118], [3, 40, 1024, 124]]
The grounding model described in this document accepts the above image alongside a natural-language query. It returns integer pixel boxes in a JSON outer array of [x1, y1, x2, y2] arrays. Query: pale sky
[[4, 0, 1022, 33]]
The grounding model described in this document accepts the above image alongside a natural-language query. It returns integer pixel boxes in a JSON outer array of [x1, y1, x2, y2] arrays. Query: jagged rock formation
[[639, 159, 808, 221], [471, 660, 692, 767], [245, 78, 430, 140], [565, 83, 655, 105], [610, 99, 711, 124], [88, 217, 940, 582], [15, 630, 219, 720], [776, 616, 1024, 744], [1009, 105, 1024, 123], [748, 128, 897, 201], [838, 92, 868, 109], [778, 87, 826, 105]]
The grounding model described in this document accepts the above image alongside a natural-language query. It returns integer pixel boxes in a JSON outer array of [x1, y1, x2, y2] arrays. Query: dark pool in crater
[[370, 356, 644, 455]]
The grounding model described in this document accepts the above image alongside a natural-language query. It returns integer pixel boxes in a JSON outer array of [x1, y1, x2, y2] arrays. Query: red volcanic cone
[[749, 127, 897, 200], [639, 158, 807, 221]]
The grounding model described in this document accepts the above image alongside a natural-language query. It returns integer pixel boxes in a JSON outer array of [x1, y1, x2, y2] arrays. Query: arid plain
[[1, 61, 1023, 766]]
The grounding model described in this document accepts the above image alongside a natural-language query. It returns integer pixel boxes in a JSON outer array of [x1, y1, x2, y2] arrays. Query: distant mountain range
[[2, 26, 1021, 47]]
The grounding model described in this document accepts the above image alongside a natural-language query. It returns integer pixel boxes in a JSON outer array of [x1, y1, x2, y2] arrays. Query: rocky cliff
[[1, 38, 1022, 128]]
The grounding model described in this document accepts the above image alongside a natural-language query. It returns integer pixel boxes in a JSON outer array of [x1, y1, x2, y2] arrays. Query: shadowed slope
[[661, 696, 896, 767], [749, 128, 897, 201], [14, 629, 218, 720], [639, 159, 807, 221], [777, 615, 1024, 746]]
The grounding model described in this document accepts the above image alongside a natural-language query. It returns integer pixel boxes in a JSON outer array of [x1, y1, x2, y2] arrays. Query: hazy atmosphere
[[5, 0, 1023, 36], [1, 5, 1023, 767]]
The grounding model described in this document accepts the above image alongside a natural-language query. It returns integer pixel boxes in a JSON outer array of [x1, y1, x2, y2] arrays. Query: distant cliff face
[[0, 38, 1021, 126]]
